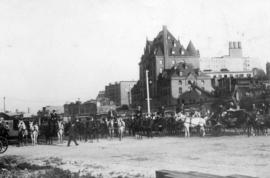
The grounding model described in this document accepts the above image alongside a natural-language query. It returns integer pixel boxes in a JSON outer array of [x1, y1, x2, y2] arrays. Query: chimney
[[233, 41, 238, 48], [229, 41, 233, 49], [163, 25, 168, 63], [238, 41, 242, 49]]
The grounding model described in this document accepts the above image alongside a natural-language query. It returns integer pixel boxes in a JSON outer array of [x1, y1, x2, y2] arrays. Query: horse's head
[[175, 112, 186, 122], [221, 111, 227, 117]]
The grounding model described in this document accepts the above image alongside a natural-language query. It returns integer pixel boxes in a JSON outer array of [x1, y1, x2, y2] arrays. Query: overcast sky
[[0, 0, 270, 113]]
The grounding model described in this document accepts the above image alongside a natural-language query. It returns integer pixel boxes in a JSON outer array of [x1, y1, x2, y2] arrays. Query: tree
[[253, 68, 267, 80]]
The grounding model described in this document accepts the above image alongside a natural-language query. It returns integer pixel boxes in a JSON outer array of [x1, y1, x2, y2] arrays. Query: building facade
[[157, 62, 213, 107], [132, 25, 200, 109], [266, 62, 270, 79], [200, 41, 256, 72], [105, 81, 136, 106], [63, 100, 97, 117]]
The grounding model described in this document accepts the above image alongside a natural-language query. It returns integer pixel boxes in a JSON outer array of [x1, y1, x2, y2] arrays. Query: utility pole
[[78, 98, 81, 116], [3, 97, 5, 113], [145, 70, 151, 115]]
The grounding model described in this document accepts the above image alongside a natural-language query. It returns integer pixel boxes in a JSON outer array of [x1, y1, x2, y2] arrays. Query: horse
[[45, 119, 54, 145], [29, 121, 39, 146], [18, 120, 28, 146], [107, 118, 114, 140], [134, 118, 143, 139], [57, 120, 64, 144], [176, 112, 207, 137], [117, 117, 125, 141]]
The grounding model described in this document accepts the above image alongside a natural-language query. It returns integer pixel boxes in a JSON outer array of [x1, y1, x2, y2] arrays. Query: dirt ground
[[2, 135, 270, 178]]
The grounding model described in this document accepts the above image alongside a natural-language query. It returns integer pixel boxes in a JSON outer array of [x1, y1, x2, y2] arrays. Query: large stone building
[[200, 41, 256, 72], [132, 25, 201, 109], [105, 81, 136, 106]]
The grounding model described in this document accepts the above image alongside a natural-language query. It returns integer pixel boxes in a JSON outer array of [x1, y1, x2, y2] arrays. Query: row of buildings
[[129, 26, 262, 111], [39, 25, 269, 117]]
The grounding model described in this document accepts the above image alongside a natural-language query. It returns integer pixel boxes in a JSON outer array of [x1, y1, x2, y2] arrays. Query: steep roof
[[161, 62, 210, 80], [185, 40, 199, 56]]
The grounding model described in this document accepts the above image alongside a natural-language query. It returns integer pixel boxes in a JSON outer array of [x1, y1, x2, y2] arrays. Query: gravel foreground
[[1, 136, 270, 178]]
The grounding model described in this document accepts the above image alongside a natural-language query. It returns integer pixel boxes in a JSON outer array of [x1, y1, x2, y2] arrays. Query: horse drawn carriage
[[206, 108, 250, 136], [0, 124, 9, 154]]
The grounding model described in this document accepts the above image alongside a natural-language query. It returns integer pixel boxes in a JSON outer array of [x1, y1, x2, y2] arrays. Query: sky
[[0, 0, 270, 113]]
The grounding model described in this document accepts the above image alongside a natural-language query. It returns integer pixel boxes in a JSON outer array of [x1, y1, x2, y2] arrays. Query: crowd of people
[[1, 102, 270, 148]]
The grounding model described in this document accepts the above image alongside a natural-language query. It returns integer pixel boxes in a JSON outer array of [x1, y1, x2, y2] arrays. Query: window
[[159, 68, 163, 73], [160, 60, 163, 65], [179, 87, 182, 95], [179, 80, 182, 85], [239, 74, 244, 78], [201, 80, 204, 84], [181, 50, 184, 55], [172, 50, 175, 55], [172, 60, 175, 65]]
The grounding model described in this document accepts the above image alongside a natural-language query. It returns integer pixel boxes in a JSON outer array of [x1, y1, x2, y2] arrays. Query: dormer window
[[181, 50, 185, 55], [179, 72, 183, 76]]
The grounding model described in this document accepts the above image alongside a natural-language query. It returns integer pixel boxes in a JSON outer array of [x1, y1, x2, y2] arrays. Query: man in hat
[[67, 122, 79, 146]]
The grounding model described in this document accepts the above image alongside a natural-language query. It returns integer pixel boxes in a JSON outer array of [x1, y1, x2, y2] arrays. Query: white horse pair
[[29, 121, 39, 146], [57, 121, 64, 144], [176, 112, 207, 137]]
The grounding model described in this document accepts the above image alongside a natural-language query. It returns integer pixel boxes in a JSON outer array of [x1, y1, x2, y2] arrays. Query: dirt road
[[2, 135, 270, 178]]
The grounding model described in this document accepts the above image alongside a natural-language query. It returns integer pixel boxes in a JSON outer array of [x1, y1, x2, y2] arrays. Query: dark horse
[[43, 119, 55, 144]]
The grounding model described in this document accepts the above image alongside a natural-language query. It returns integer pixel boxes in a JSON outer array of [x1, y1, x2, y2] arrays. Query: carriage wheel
[[0, 136, 8, 154]]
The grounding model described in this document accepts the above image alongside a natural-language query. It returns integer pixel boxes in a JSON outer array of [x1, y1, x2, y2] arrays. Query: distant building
[[96, 90, 116, 114], [200, 41, 256, 72], [105, 81, 136, 106], [63, 100, 96, 117], [132, 25, 200, 109], [203, 70, 253, 79], [266, 62, 270, 79], [39, 105, 64, 116]]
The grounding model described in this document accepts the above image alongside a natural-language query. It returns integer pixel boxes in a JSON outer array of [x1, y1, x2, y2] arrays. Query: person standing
[[67, 122, 79, 146]]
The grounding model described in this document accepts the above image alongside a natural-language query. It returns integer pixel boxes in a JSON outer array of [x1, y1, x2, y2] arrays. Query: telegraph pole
[[145, 70, 151, 114], [78, 98, 81, 116]]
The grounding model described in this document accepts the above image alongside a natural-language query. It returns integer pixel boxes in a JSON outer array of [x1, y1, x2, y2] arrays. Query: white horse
[[176, 112, 207, 137], [57, 121, 64, 144], [18, 120, 28, 146], [107, 119, 115, 140], [29, 121, 39, 146], [117, 118, 125, 141]]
